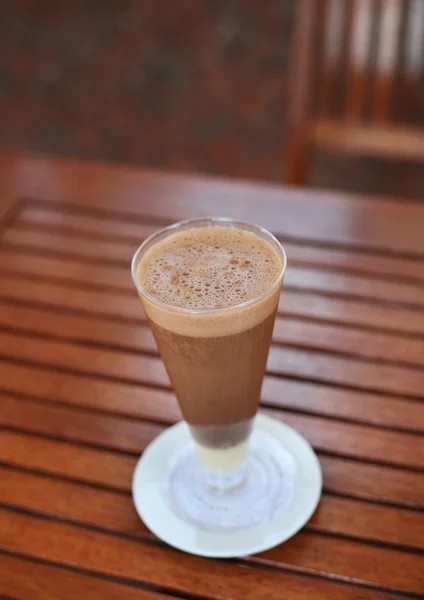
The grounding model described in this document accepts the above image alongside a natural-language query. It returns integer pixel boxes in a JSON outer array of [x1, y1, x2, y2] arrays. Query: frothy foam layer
[[137, 226, 282, 311], [135, 224, 284, 337]]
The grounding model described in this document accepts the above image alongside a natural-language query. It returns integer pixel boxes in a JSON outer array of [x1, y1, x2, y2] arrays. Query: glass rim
[[131, 216, 287, 316]]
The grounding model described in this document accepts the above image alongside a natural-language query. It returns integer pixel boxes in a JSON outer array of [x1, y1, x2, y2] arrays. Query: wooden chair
[[285, 0, 424, 185]]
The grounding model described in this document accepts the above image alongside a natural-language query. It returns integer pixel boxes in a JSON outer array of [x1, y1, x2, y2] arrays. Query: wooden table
[[0, 154, 423, 599]]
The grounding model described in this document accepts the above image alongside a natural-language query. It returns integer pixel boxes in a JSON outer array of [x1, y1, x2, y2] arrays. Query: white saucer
[[132, 413, 322, 558]]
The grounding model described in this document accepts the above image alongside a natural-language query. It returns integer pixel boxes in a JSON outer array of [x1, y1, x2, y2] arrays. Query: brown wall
[[1, 0, 423, 198]]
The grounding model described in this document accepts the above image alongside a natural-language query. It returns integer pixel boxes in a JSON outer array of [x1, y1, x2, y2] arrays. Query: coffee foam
[[136, 226, 284, 337]]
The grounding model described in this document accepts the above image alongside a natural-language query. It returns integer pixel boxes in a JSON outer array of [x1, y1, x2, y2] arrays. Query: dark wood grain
[[0, 498, 421, 598], [1, 395, 423, 511], [0, 154, 423, 598], [262, 377, 424, 432], [271, 409, 424, 470], [4, 229, 424, 307], [1, 298, 424, 372], [0, 553, 179, 600], [0, 429, 137, 489], [258, 530, 424, 596], [4, 271, 424, 337], [319, 454, 424, 510], [17, 205, 158, 240], [0, 509, 397, 600], [1, 358, 423, 470], [2, 461, 424, 553], [1, 306, 424, 433], [1, 154, 424, 254], [2, 326, 424, 406], [310, 493, 424, 550], [280, 289, 424, 335], [0, 361, 181, 423], [2, 225, 137, 264], [16, 204, 424, 282]]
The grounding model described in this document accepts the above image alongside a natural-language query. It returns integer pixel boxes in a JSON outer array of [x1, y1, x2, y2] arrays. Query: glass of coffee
[[131, 217, 287, 531]]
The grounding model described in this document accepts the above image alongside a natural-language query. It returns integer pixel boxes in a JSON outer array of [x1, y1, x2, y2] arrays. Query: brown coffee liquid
[[136, 226, 282, 452]]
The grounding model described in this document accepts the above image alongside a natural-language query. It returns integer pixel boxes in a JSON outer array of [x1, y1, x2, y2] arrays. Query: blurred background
[[1, 0, 423, 199]]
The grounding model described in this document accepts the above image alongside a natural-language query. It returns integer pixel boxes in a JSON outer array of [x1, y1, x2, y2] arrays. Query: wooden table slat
[[1, 297, 424, 376], [0, 508, 398, 600], [4, 224, 424, 310], [280, 290, 424, 335], [15, 204, 424, 283], [1, 398, 423, 510], [0, 553, 179, 600], [18, 205, 160, 240], [0, 510, 422, 598], [1, 357, 423, 470], [1, 302, 423, 431], [3, 269, 424, 340], [0, 429, 137, 489], [2, 457, 424, 553], [1, 154, 423, 254], [1, 324, 424, 409]]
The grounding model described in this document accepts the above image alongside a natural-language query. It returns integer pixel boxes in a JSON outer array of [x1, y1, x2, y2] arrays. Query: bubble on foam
[[137, 226, 282, 311]]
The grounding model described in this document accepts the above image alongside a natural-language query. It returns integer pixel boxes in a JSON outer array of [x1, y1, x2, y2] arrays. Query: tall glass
[[131, 217, 287, 530]]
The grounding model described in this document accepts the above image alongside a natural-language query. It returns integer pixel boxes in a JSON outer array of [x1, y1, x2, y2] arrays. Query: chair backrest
[[319, 0, 424, 123], [285, 0, 424, 183]]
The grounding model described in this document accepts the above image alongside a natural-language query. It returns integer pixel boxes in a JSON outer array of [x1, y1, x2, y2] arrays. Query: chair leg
[[284, 0, 317, 185], [285, 134, 309, 185]]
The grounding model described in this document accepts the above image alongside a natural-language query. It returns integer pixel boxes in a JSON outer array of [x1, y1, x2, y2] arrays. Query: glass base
[[164, 429, 297, 532]]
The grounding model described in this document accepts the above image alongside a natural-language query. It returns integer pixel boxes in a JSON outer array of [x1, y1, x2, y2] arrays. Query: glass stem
[[203, 462, 247, 491]]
